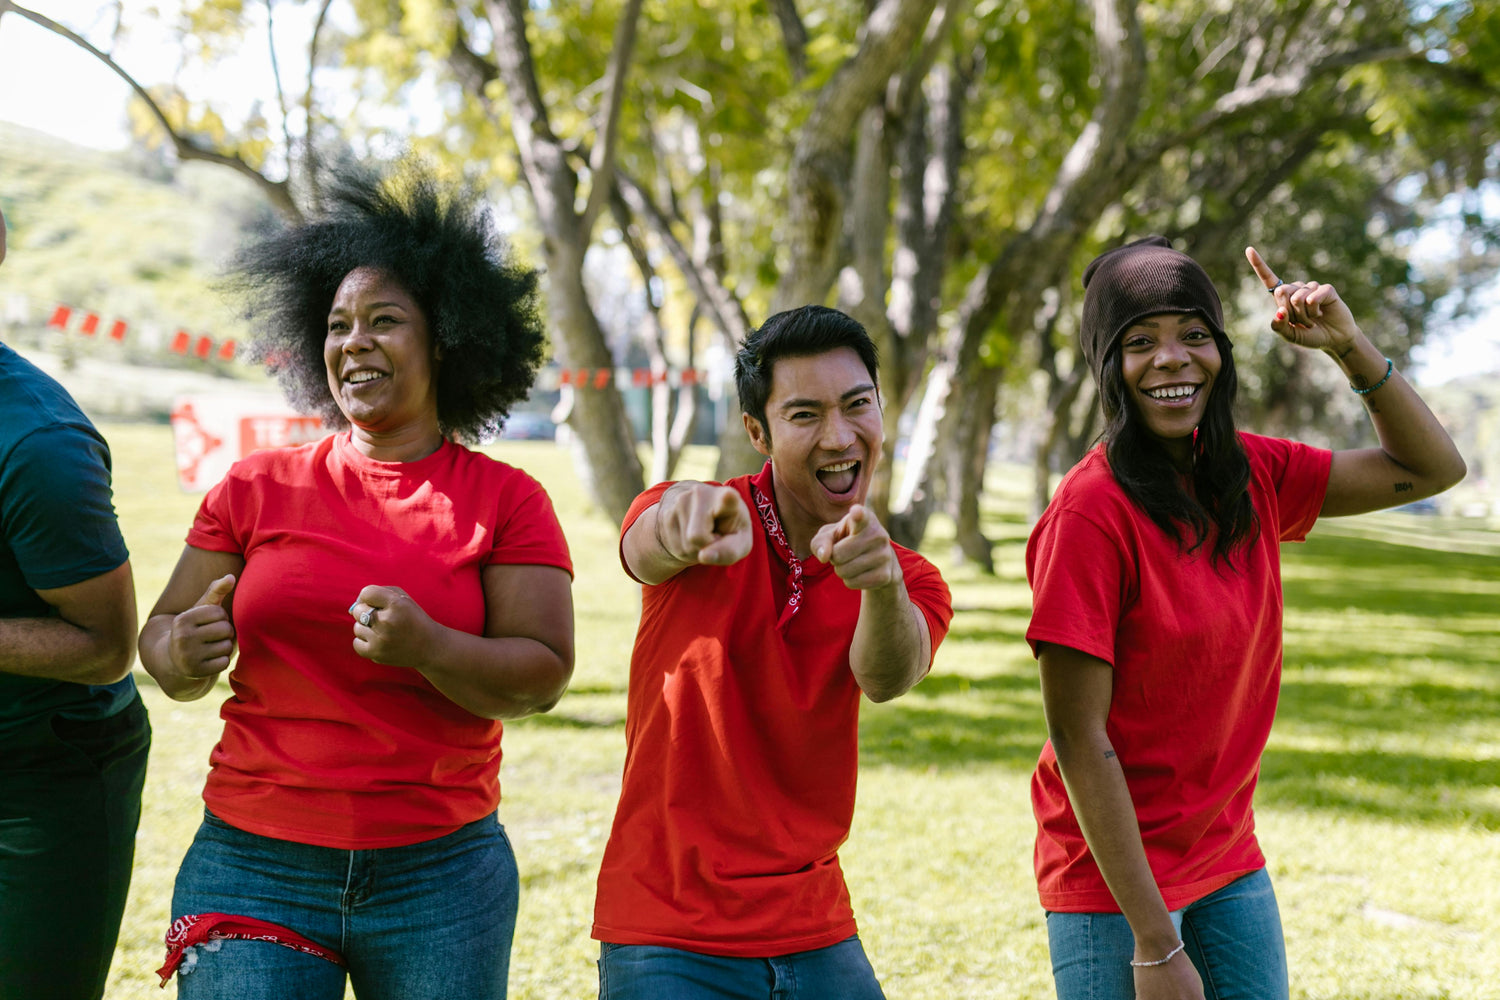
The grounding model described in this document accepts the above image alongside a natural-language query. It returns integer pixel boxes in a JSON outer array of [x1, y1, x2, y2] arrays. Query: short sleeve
[[186, 471, 247, 554], [895, 547, 953, 665], [489, 481, 573, 577], [618, 481, 677, 582], [1024, 508, 1131, 665], [0, 425, 128, 591], [1244, 434, 1332, 542]]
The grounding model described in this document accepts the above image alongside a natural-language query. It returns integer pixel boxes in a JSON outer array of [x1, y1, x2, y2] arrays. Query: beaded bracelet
[[1130, 941, 1187, 968], [1351, 357, 1394, 396]]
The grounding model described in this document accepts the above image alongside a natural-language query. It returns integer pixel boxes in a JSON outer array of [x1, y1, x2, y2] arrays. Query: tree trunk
[[951, 361, 1000, 572], [483, 0, 647, 523], [546, 254, 645, 524], [1032, 367, 1088, 518]]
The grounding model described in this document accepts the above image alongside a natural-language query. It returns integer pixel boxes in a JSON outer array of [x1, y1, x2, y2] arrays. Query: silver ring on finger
[[359, 609, 375, 627]]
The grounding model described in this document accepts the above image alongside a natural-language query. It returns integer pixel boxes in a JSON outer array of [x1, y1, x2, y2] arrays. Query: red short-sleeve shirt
[[1025, 433, 1330, 912], [592, 463, 953, 956], [187, 433, 572, 849]]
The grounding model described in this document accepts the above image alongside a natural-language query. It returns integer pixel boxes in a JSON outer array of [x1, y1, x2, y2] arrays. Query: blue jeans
[[1046, 868, 1289, 1000], [170, 809, 519, 1000], [597, 936, 886, 1000]]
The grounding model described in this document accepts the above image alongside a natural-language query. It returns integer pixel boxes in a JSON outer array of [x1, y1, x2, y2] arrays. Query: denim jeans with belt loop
[[170, 808, 520, 1000], [1046, 867, 1290, 1000]]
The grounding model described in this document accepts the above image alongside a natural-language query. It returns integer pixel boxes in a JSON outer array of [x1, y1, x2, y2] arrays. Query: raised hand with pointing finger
[[810, 505, 901, 591], [1245, 246, 1361, 353], [625, 481, 755, 585]]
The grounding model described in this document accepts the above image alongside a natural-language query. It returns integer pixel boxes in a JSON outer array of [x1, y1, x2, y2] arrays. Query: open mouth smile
[[816, 459, 860, 496]]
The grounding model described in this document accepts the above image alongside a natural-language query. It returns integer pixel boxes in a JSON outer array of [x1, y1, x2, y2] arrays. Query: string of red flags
[[24, 300, 707, 387], [43, 301, 237, 361], [549, 367, 704, 390]]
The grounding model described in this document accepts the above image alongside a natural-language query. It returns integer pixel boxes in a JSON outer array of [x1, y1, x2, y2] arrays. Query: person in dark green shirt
[[0, 206, 151, 1000]]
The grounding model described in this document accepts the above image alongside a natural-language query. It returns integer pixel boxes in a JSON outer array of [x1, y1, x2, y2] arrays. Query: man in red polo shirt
[[592, 305, 953, 999]]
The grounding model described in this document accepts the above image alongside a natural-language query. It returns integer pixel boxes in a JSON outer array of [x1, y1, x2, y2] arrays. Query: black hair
[[1098, 329, 1259, 568], [231, 162, 545, 443], [734, 305, 880, 442]]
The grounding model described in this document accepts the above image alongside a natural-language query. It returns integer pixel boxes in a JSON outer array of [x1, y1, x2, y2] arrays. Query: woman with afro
[[1024, 237, 1463, 1000], [140, 164, 575, 999]]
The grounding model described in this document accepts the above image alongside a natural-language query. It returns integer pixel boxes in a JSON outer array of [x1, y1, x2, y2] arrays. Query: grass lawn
[[95, 423, 1499, 999]]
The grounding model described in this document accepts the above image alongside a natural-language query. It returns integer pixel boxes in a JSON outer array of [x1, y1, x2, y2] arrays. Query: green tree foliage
[[4, 0, 1497, 543]]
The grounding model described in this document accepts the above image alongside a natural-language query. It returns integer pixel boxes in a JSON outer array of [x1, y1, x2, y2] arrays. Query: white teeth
[[347, 370, 385, 384], [1147, 385, 1195, 399], [821, 460, 858, 473]]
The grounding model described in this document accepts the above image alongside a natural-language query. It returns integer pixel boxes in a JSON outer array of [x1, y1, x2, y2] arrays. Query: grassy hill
[[0, 120, 270, 383]]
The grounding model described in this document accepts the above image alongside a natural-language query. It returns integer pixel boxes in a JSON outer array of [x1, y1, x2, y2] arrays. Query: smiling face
[[324, 267, 442, 454], [744, 347, 883, 557], [1118, 311, 1222, 466]]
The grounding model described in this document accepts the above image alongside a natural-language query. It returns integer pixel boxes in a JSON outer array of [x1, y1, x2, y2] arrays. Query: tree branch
[[767, 0, 808, 81], [301, 0, 334, 206], [1147, 43, 1413, 158], [580, 0, 645, 235], [265, 0, 294, 162], [953, 0, 1145, 351], [616, 168, 752, 345], [776, 0, 940, 309], [1, 0, 300, 220]]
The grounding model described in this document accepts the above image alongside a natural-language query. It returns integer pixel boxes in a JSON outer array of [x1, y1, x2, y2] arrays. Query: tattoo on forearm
[[1103, 750, 1117, 759], [1351, 373, 1369, 389], [1394, 482, 1413, 493], [1336, 344, 1356, 360]]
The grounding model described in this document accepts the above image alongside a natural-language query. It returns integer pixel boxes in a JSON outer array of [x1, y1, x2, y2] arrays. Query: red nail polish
[[1276, 311, 1285, 321]]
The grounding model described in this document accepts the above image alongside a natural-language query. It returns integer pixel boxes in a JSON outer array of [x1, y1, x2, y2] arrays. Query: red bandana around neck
[[748, 472, 804, 629]]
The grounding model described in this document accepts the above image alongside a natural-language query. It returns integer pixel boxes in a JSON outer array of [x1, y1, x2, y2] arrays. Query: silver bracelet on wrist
[[1130, 941, 1186, 968]]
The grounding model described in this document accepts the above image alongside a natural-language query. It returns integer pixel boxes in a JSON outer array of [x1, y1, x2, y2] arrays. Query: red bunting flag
[[194, 336, 213, 359], [218, 340, 237, 361], [79, 313, 100, 336], [47, 305, 73, 329], [170, 330, 192, 354], [108, 319, 127, 342]]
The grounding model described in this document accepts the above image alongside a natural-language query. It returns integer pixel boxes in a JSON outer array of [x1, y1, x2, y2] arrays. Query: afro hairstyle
[[231, 161, 546, 443]]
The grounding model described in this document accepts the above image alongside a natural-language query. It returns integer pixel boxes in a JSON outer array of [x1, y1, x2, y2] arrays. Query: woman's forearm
[[409, 628, 573, 720], [1052, 735, 1181, 960], [1330, 332, 1466, 488]]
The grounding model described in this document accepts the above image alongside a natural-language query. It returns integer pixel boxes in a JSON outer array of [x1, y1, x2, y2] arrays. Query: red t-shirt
[[1025, 433, 1330, 912], [592, 463, 953, 956], [187, 433, 572, 849]]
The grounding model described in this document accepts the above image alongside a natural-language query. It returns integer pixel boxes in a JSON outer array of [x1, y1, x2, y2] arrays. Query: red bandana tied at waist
[[749, 481, 804, 629], [157, 913, 346, 986]]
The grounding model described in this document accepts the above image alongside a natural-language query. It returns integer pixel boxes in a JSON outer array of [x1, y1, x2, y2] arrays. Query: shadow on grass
[[852, 527, 1500, 830], [860, 671, 1048, 771], [1258, 746, 1500, 829]]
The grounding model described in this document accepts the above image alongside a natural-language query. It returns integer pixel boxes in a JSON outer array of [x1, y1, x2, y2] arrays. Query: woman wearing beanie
[[1024, 237, 1464, 1000]]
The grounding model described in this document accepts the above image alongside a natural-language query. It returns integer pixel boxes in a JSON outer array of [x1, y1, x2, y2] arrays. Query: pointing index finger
[[1244, 246, 1279, 290]]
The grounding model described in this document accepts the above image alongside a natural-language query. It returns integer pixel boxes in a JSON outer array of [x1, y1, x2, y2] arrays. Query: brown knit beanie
[[1079, 236, 1225, 386]]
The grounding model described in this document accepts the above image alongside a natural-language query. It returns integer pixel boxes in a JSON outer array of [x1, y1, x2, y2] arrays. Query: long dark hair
[[1098, 330, 1258, 568]]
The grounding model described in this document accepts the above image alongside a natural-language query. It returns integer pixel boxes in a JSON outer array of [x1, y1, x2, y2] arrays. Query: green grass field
[[95, 423, 1500, 999]]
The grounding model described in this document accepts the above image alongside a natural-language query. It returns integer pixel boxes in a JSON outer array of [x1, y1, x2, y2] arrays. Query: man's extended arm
[[622, 481, 755, 585], [812, 506, 930, 702]]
